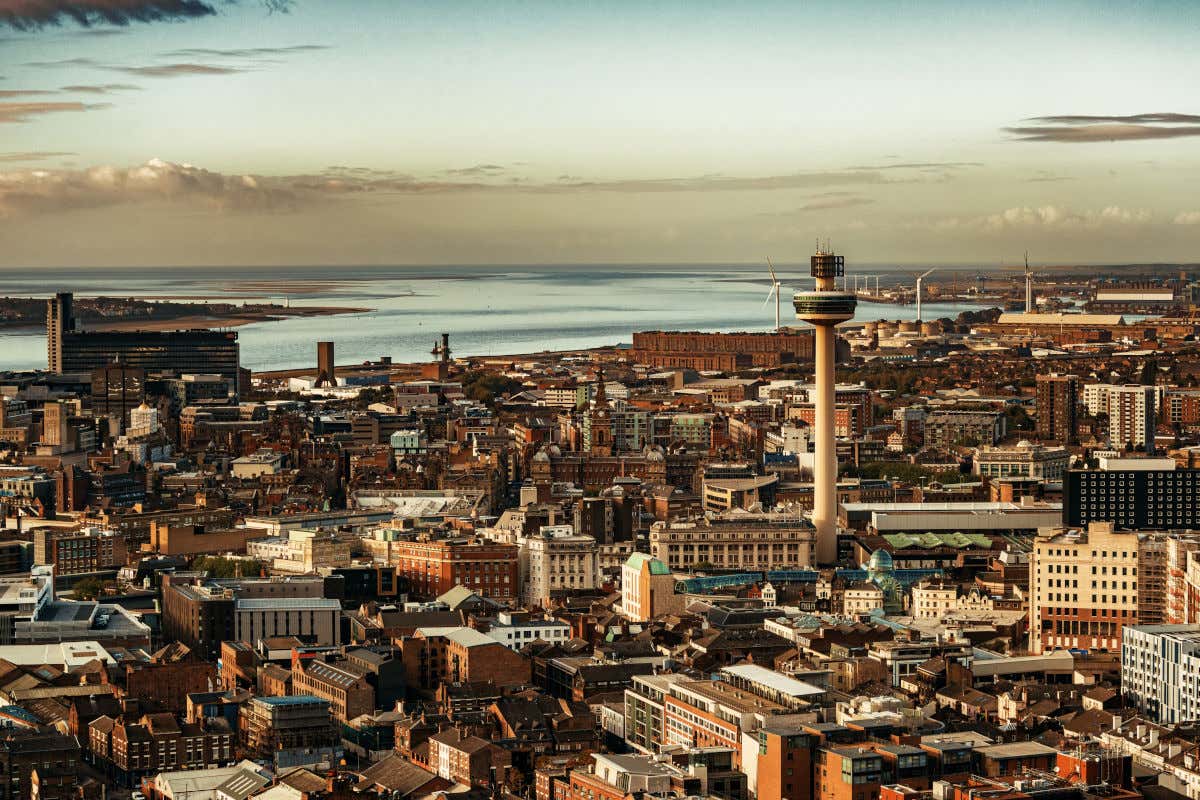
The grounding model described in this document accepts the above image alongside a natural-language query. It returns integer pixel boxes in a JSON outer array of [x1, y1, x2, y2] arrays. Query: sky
[[1, 0, 1200, 267]]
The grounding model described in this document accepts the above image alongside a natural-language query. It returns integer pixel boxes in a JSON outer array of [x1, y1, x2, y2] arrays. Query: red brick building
[[122, 657, 216, 715], [90, 712, 234, 787], [290, 654, 375, 722], [398, 626, 531, 691], [631, 330, 816, 370], [390, 536, 519, 601]]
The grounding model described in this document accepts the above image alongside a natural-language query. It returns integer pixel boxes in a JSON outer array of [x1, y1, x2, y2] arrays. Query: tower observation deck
[[793, 248, 857, 565]]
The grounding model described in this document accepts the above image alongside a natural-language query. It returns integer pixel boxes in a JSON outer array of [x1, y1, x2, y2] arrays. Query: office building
[[1029, 522, 1141, 654], [1036, 373, 1079, 444], [649, 513, 814, 572], [387, 535, 518, 601], [42, 401, 69, 448], [33, 528, 127, 576], [91, 362, 145, 434], [523, 526, 599, 607], [618, 553, 682, 623], [1121, 624, 1200, 723], [1066, 467, 1200, 529], [162, 575, 338, 660], [46, 292, 74, 374], [47, 296, 240, 393], [923, 410, 1006, 450], [482, 610, 571, 650], [973, 441, 1070, 481]]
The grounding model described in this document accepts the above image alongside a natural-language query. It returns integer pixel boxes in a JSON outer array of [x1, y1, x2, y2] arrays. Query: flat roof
[[975, 742, 1058, 759], [720, 664, 824, 698], [235, 598, 341, 611], [416, 626, 497, 648], [0, 642, 115, 668]]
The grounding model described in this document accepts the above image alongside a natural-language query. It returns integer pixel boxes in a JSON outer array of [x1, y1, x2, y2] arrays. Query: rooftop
[[720, 664, 824, 698]]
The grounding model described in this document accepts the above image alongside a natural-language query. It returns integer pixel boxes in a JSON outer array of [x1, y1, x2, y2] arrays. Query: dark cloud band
[[1007, 113, 1200, 142]]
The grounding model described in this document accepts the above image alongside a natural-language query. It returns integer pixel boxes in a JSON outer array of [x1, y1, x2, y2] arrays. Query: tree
[[192, 556, 263, 579], [461, 371, 525, 405], [72, 576, 107, 600], [1140, 359, 1160, 386]]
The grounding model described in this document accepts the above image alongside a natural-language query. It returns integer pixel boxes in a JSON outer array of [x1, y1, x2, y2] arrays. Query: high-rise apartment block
[[1036, 373, 1079, 444], [1109, 385, 1157, 452]]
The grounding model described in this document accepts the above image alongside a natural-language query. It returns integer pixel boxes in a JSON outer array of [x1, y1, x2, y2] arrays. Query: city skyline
[[2, 0, 1200, 266]]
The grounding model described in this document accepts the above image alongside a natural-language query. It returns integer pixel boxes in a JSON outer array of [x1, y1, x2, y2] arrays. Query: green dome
[[868, 549, 894, 571]]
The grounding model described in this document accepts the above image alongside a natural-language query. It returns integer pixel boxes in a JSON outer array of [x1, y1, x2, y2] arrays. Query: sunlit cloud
[[0, 100, 108, 123], [1006, 113, 1200, 142], [0, 0, 294, 30]]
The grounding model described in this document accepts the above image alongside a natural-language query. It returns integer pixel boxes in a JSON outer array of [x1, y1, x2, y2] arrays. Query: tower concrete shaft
[[812, 319, 837, 564], [793, 250, 857, 565]]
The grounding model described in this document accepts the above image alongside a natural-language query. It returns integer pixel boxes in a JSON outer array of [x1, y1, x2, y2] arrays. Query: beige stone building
[[522, 525, 599, 607], [648, 513, 814, 572], [1029, 522, 1141, 654]]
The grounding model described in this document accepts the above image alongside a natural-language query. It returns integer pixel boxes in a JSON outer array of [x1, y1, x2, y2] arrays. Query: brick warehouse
[[631, 330, 818, 370]]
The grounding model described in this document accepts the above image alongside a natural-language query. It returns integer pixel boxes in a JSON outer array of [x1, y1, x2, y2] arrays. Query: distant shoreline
[[0, 305, 372, 334]]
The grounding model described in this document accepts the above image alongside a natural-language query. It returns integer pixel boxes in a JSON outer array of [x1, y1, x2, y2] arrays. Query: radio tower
[[793, 243, 857, 565]]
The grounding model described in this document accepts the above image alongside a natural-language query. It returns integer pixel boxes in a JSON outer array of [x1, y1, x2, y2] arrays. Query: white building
[[973, 441, 1070, 481], [1108, 385, 1158, 451], [128, 402, 160, 436], [910, 582, 958, 619], [1122, 624, 1200, 724], [843, 582, 884, 615], [522, 525, 599, 607], [482, 610, 571, 650]]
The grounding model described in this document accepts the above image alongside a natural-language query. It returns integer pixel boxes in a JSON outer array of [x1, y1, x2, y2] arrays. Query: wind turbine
[[763, 257, 782, 332], [915, 268, 935, 323]]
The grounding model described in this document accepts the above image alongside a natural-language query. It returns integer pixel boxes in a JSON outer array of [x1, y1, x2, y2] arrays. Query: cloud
[[0, 0, 293, 30], [160, 44, 326, 58], [1006, 113, 1200, 142], [928, 205, 1154, 232], [23, 57, 100, 67], [1025, 170, 1074, 183], [760, 192, 875, 215], [59, 82, 140, 93], [0, 1, 216, 30], [0, 89, 56, 97], [442, 164, 506, 177], [0, 150, 76, 162], [845, 161, 983, 171], [0, 157, 980, 219], [1174, 211, 1200, 226], [547, 170, 895, 193], [0, 157, 300, 214], [0, 101, 108, 122], [109, 62, 244, 76]]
